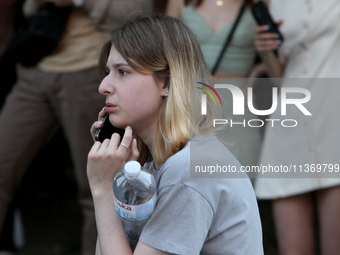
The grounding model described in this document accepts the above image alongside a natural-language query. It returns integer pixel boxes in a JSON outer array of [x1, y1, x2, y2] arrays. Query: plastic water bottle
[[113, 161, 157, 250]]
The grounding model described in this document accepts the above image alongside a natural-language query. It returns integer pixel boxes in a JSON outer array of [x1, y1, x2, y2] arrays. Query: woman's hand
[[87, 125, 140, 194], [90, 107, 107, 142], [254, 22, 286, 78], [254, 22, 283, 52]]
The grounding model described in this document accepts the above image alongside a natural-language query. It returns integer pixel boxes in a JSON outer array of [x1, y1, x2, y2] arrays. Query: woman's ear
[[155, 69, 170, 97], [160, 76, 170, 97], [161, 87, 169, 97]]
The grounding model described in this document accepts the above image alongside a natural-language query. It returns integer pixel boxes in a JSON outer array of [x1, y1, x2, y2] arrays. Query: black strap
[[211, 1, 247, 75]]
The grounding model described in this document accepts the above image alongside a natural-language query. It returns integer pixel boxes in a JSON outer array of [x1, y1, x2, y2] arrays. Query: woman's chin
[[111, 122, 126, 129], [108, 116, 129, 129]]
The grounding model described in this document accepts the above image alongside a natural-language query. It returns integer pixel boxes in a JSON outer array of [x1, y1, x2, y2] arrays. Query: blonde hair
[[99, 14, 221, 165]]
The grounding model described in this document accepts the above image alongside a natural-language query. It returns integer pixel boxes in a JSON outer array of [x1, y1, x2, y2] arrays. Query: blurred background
[[5, 0, 339, 254]]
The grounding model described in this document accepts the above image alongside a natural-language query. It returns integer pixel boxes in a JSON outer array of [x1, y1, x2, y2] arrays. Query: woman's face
[[99, 46, 167, 134]]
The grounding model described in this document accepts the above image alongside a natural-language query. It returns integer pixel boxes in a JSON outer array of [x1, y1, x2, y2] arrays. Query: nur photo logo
[[196, 82, 222, 115], [197, 82, 312, 128]]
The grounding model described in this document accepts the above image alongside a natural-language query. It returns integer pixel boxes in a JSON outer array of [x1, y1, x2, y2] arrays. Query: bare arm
[[90, 158, 173, 255], [88, 118, 173, 255]]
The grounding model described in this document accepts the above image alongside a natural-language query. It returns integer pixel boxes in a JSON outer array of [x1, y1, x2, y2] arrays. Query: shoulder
[[156, 134, 244, 189], [159, 134, 227, 173], [162, 133, 239, 168]]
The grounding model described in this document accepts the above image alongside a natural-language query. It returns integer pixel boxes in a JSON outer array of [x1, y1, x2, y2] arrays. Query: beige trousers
[[0, 65, 105, 254]]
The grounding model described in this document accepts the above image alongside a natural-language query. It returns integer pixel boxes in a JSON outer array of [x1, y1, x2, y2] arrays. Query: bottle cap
[[124, 161, 141, 177]]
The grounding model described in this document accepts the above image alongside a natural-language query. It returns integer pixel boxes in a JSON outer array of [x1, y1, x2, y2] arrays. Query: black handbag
[[3, 3, 71, 67]]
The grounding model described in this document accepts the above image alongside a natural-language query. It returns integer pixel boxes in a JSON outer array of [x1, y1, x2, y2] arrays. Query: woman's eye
[[118, 69, 128, 76], [105, 68, 110, 75]]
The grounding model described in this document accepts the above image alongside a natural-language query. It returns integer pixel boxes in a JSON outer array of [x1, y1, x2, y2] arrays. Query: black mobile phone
[[252, 1, 284, 55], [94, 114, 125, 142]]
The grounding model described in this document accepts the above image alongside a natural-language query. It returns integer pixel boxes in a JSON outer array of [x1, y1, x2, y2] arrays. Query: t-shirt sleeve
[[139, 183, 214, 255]]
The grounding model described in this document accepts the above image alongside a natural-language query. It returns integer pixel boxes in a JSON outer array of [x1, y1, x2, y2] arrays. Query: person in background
[[0, 1, 26, 254], [167, 0, 265, 170], [0, 0, 153, 254], [254, 0, 340, 254]]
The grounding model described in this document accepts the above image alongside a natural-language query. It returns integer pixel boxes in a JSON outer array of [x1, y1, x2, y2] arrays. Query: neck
[[134, 123, 158, 166]]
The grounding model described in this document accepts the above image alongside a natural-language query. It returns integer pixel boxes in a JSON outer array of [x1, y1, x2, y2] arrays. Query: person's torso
[[38, 9, 106, 72], [183, 5, 257, 76], [146, 135, 263, 254], [270, 0, 340, 78]]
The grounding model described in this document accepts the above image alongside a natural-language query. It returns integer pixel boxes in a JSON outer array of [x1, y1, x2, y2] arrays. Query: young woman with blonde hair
[[87, 14, 263, 255]]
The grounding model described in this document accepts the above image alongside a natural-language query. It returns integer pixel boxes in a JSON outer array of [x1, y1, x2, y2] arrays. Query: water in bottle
[[113, 161, 157, 250]]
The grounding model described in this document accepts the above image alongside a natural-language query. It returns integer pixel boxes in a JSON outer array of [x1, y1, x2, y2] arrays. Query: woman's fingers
[[126, 138, 140, 162], [256, 25, 270, 33], [87, 134, 124, 189], [117, 126, 133, 153], [88, 141, 102, 155], [255, 24, 283, 52], [90, 107, 108, 142], [109, 133, 122, 152], [87, 126, 139, 191], [256, 32, 280, 40], [114, 127, 139, 162], [255, 31, 281, 52], [256, 20, 283, 34], [90, 120, 104, 142], [255, 39, 281, 51], [98, 107, 107, 121], [255, 40, 281, 50]]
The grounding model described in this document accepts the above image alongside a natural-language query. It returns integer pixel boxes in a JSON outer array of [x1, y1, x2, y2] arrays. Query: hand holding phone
[[94, 114, 125, 143], [252, 1, 284, 55]]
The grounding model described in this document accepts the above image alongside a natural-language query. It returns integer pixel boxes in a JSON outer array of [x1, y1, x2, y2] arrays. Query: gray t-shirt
[[140, 134, 263, 255]]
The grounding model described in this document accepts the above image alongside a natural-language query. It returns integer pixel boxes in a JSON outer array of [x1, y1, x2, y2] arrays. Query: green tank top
[[183, 5, 257, 76]]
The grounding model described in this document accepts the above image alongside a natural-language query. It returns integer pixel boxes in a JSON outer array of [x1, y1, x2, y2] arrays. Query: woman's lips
[[105, 103, 117, 112]]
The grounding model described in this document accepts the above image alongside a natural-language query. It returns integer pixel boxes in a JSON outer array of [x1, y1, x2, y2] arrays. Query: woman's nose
[[98, 76, 114, 95]]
